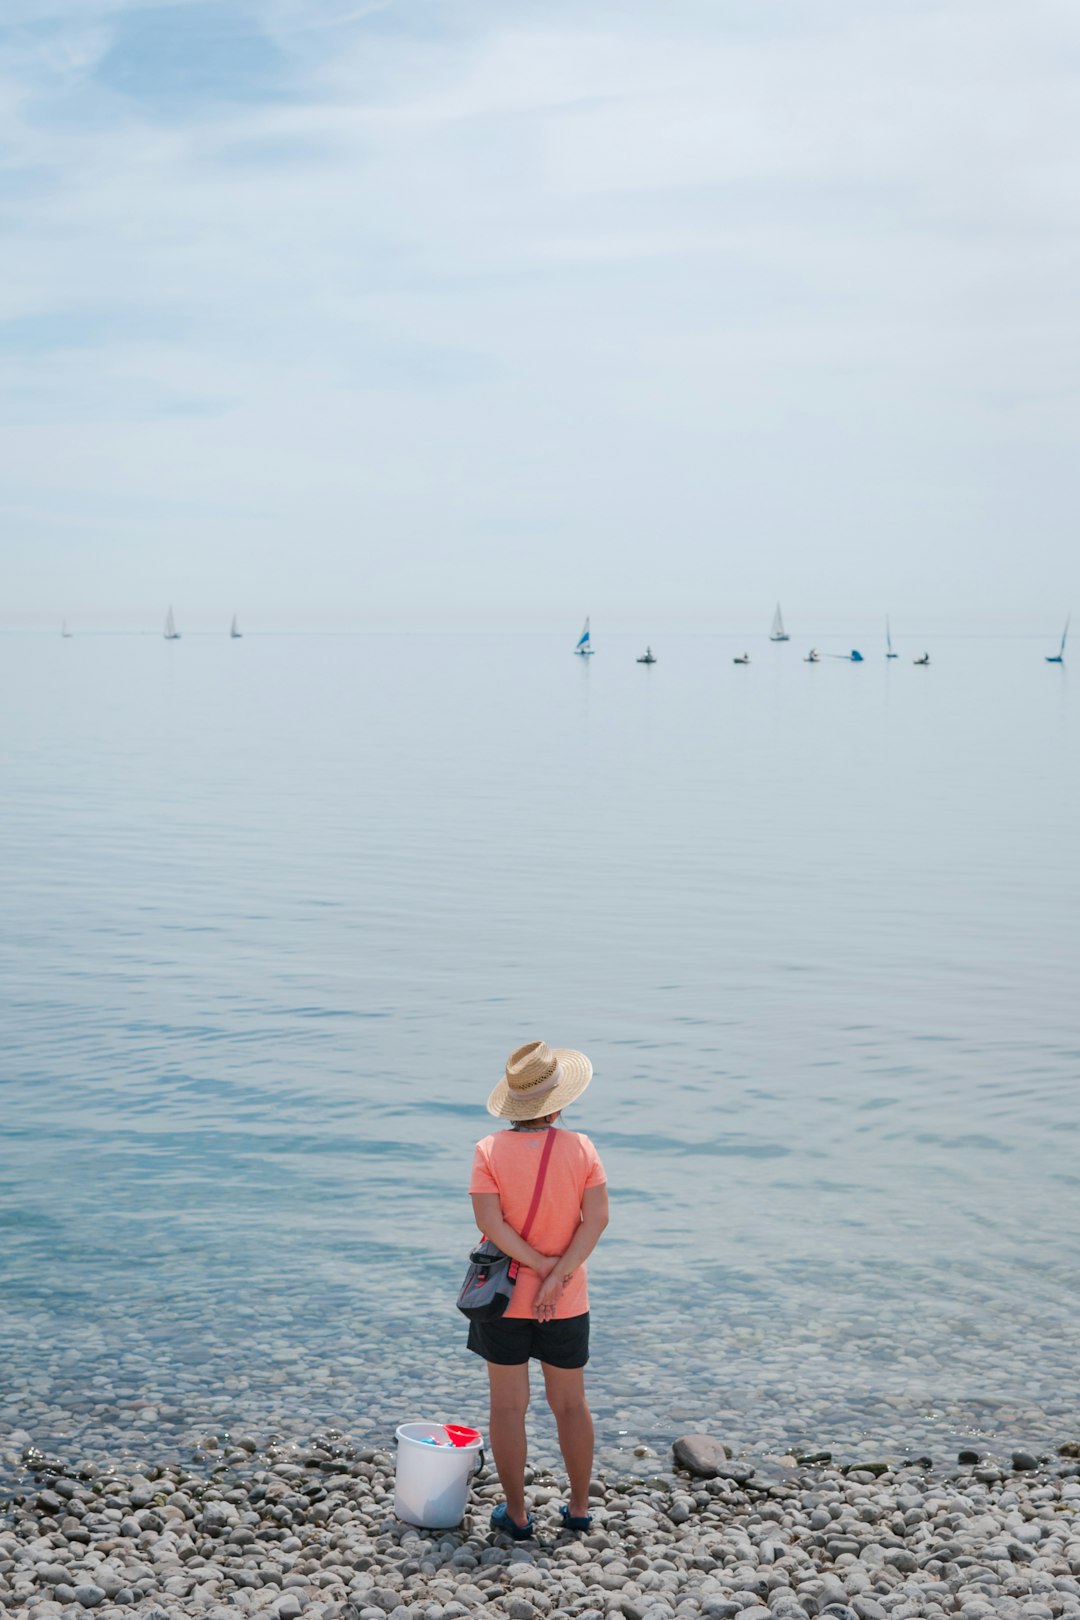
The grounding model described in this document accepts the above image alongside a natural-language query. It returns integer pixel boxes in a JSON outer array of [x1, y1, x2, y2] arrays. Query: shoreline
[[2, 1431, 1078, 1620]]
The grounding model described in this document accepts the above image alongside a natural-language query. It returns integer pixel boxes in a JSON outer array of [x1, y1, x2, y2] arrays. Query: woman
[[468, 1040, 609, 1540]]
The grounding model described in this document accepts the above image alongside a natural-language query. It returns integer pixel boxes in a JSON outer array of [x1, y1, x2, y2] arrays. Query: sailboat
[[914, 652, 930, 666], [574, 617, 594, 656], [1045, 615, 1070, 664], [886, 618, 898, 658], [164, 605, 181, 641], [733, 652, 751, 665], [769, 603, 790, 642], [230, 615, 242, 639], [61, 620, 72, 638]]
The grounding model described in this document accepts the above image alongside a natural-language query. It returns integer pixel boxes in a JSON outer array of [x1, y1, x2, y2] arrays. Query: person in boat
[[468, 1042, 608, 1540]]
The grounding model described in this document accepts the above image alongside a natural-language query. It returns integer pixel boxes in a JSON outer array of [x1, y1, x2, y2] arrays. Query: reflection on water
[[1, 632, 1077, 1473]]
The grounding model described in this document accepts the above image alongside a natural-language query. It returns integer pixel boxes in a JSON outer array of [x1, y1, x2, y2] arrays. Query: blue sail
[[574, 616, 594, 654]]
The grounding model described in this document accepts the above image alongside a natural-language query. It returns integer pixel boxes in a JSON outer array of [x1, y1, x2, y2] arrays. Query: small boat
[[850, 650, 864, 662], [164, 605, 181, 641], [636, 646, 657, 664], [769, 603, 790, 642], [61, 620, 72, 639], [1045, 615, 1070, 664], [914, 652, 930, 666], [733, 652, 750, 665], [230, 615, 242, 639], [574, 616, 594, 656], [803, 649, 819, 663], [886, 617, 898, 658]]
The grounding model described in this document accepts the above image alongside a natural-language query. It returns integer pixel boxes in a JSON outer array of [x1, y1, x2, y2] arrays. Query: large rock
[[672, 1434, 731, 1477]]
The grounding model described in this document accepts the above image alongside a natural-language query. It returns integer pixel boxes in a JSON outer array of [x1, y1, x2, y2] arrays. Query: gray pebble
[[37, 1564, 72, 1585]]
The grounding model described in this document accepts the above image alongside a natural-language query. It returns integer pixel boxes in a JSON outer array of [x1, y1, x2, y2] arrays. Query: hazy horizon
[[7, 609, 1072, 639]]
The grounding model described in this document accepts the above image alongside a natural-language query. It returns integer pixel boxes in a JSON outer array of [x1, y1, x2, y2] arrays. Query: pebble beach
[[3, 1428, 1079, 1620]]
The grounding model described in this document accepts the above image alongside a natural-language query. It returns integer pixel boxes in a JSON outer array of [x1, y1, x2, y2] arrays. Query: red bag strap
[[518, 1127, 557, 1243]]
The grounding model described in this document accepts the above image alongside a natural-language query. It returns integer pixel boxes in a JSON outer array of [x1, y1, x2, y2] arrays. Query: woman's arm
[[534, 1184, 609, 1319], [470, 1192, 557, 1275]]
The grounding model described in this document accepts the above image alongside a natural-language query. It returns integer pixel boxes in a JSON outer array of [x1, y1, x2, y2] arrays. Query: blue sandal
[[490, 1503, 534, 1540], [559, 1504, 593, 1532]]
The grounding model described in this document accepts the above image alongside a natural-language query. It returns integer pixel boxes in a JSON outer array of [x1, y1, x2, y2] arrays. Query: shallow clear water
[[1, 631, 1077, 1483]]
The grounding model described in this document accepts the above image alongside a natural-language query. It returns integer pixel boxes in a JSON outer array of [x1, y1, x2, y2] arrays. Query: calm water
[[1, 630, 1077, 1483]]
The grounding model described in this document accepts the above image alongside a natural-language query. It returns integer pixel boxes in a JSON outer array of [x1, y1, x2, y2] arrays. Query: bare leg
[[486, 1360, 531, 1527], [541, 1363, 594, 1519]]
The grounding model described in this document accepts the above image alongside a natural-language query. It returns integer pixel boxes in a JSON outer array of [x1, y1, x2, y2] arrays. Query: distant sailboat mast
[[574, 616, 594, 656], [230, 615, 242, 639], [61, 619, 72, 638], [886, 617, 898, 658], [769, 603, 789, 642], [164, 605, 181, 641], [1046, 614, 1070, 664]]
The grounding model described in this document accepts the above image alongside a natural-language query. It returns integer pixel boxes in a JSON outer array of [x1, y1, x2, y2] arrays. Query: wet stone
[[672, 1437, 732, 1478]]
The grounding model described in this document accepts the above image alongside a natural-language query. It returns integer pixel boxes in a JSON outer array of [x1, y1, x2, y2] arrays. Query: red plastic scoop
[[443, 1425, 481, 1447]]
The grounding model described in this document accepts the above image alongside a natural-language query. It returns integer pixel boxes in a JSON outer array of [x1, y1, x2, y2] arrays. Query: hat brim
[[486, 1048, 593, 1119]]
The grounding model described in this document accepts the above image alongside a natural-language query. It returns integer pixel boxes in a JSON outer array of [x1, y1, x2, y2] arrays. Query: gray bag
[[456, 1239, 518, 1321], [456, 1128, 557, 1322]]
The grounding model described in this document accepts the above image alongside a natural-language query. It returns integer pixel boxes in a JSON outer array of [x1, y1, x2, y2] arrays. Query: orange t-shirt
[[469, 1127, 607, 1320]]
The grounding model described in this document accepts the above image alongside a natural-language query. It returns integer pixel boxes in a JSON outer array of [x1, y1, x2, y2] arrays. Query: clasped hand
[[532, 1255, 566, 1321]]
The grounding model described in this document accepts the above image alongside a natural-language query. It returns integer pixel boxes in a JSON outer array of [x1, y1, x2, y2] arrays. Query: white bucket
[[394, 1423, 485, 1529]]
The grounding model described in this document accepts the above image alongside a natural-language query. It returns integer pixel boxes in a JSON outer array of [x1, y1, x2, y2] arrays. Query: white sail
[[230, 615, 242, 638], [574, 616, 594, 655], [886, 616, 897, 657], [164, 605, 180, 640], [769, 603, 789, 641], [61, 619, 72, 638]]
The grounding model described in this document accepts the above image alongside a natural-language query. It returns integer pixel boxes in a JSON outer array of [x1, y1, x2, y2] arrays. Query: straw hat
[[487, 1040, 594, 1120]]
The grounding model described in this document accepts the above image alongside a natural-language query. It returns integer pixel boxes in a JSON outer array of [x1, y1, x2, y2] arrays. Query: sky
[[1, 0, 1079, 631]]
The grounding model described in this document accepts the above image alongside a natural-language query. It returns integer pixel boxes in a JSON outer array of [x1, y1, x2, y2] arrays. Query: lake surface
[[1, 629, 1077, 1487]]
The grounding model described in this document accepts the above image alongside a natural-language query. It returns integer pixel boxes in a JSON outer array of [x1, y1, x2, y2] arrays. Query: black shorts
[[467, 1311, 590, 1369]]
